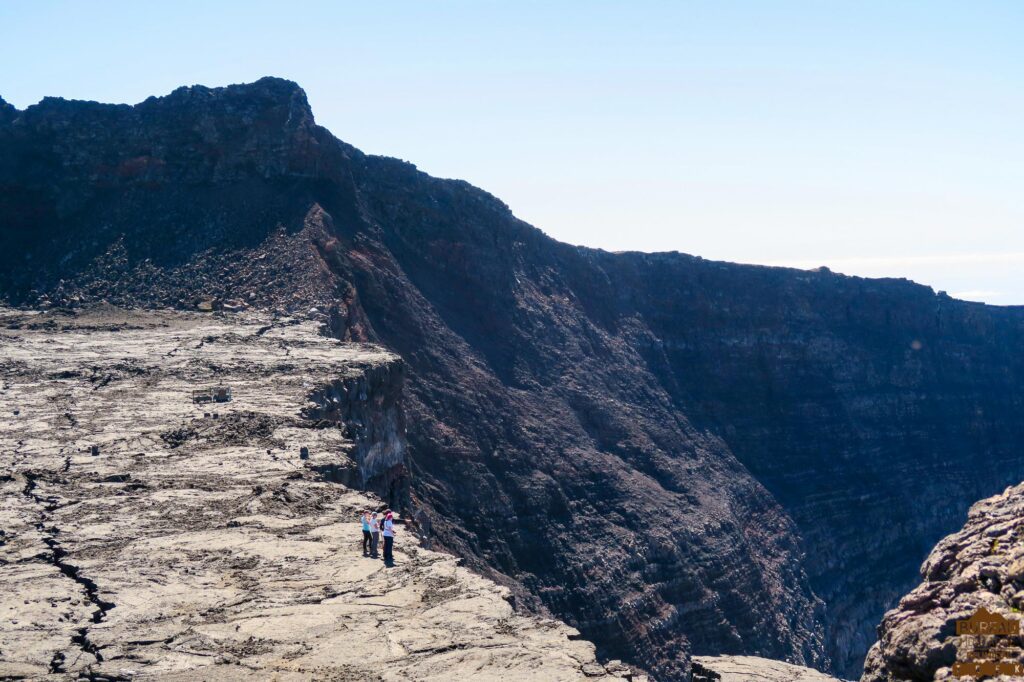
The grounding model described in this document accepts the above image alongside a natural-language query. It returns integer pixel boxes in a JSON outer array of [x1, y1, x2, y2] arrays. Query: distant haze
[[2, 1, 1021, 304]]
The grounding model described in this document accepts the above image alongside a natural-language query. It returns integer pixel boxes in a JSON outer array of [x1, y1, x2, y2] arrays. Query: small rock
[[605, 660, 632, 678]]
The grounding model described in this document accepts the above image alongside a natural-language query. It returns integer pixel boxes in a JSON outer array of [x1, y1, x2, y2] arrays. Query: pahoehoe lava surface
[[0, 307, 625, 680], [3, 78, 1024, 679]]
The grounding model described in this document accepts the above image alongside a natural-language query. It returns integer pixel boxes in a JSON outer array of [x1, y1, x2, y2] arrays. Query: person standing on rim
[[382, 509, 396, 564], [368, 511, 381, 558], [359, 511, 371, 556]]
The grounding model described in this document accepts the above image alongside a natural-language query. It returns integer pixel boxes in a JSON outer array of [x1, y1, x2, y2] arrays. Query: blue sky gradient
[[2, 1, 1022, 303]]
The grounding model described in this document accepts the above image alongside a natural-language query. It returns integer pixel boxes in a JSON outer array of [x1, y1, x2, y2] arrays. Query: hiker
[[368, 512, 380, 558], [360, 511, 371, 556], [382, 509, 395, 563]]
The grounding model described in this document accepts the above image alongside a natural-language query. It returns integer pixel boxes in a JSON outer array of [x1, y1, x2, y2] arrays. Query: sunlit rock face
[[4, 78, 1024, 680]]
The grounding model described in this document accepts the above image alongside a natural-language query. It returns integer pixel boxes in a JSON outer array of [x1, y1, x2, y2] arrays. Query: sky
[[2, 2, 1022, 304]]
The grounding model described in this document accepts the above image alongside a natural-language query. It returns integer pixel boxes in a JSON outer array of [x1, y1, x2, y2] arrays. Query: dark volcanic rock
[[3, 78, 1024, 679], [862, 482, 1024, 681]]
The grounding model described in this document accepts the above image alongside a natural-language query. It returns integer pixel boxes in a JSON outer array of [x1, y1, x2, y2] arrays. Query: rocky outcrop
[[4, 78, 1024, 679], [0, 306, 631, 681], [693, 656, 846, 681], [861, 482, 1024, 681]]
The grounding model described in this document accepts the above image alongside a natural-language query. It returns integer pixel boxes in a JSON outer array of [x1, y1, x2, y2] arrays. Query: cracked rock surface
[[0, 307, 620, 680]]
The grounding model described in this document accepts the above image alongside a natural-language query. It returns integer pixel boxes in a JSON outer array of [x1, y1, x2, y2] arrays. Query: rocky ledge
[[0, 307, 631, 681], [861, 482, 1024, 681], [692, 656, 845, 682]]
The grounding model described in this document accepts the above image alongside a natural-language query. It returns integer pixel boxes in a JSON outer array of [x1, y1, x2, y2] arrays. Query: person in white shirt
[[368, 512, 380, 558], [381, 510, 396, 563]]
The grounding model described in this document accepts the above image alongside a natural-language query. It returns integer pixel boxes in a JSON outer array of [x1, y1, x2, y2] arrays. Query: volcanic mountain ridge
[[3, 78, 1024, 680]]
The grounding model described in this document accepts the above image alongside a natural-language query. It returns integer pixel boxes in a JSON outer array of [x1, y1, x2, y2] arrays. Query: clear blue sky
[[3, 2, 1022, 304]]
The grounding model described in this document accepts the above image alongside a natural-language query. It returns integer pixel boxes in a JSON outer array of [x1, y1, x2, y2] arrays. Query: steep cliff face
[[583, 252, 1024, 676], [3, 78, 1024, 680], [304, 361, 409, 506], [862, 482, 1024, 681]]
